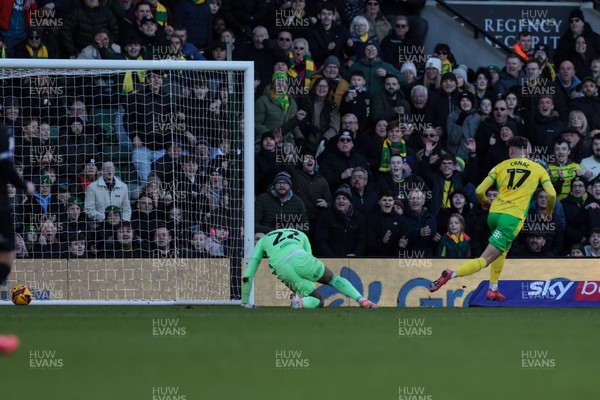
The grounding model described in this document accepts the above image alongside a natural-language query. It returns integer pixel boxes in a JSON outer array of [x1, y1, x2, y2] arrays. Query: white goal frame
[[0, 59, 255, 305]]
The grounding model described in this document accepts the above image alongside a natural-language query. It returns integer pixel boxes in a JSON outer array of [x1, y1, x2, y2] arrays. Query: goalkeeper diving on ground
[[242, 228, 377, 308]]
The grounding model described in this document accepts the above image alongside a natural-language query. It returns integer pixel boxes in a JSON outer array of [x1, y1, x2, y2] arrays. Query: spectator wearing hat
[[255, 131, 280, 195], [584, 228, 600, 256], [430, 72, 460, 138], [447, 91, 481, 160], [306, 3, 352, 67], [570, 76, 600, 130], [314, 184, 366, 257], [138, 14, 168, 56], [21, 224, 39, 256], [254, 171, 308, 234], [579, 132, 600, 181], [400, 62, 419, 99], [423, 56, 441, 91], [381, 15, 419, 71], [311, 55, 350, 108], [14, 29, 55, 58], [208, 40, 227, 61], [532, 45, 556, 82], [0, 0, 37, 58], [123, 1, 152, 37], [495, 53, 525, 97], [481, 120, 518, 173], [254, 71, 306, 150], [61, 0, 119, 58], [347, 43, 405, 98], [371, 74, 411, 124], [21, 175, 60, 224], [453, 65, 474, 95], [366, 191, 410, 256], [554, 9, 600, 67], [549, 138, 584, 200], [562, 176, 588, 250], [318, 130, 371, 194], [85, 161, 131, 229]]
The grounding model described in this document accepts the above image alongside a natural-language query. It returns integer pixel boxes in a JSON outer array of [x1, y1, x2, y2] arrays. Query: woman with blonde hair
[[567, 109, 590, 142], [288, 37, 315, 94]]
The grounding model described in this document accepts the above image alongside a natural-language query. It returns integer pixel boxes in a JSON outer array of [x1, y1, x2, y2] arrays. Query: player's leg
[[276, 259, 322, 308], [316, 266, 376, 308], [486, 218, 522, 300], [0, 220, 17, 284], [429, 212, 509, 292]]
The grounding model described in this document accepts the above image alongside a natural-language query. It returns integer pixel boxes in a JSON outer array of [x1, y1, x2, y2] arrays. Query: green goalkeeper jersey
[[242, 229, 312, 304]]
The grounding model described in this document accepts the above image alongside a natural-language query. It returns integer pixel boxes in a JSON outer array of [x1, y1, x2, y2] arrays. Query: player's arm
[[241, 238, 266, 305], [475, 175, 495, 208], [541, 177, 557, 217]]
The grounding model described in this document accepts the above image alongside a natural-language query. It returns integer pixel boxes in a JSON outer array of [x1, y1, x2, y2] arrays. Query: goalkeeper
[[242, 228, 377, 308]]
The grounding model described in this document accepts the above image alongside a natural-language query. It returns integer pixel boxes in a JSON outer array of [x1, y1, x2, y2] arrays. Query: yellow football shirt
[[487, 157, 552, 219], [548, 162, 581, 200]]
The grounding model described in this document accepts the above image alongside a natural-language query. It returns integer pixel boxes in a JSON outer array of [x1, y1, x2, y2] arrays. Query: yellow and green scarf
[[155, 2, 168, 26], [26, 44, 48, 59], [379, 138, 406, 172], [122, 60, 146, 94], [270, 71, 290, 113], [288, 52, 315, 91]]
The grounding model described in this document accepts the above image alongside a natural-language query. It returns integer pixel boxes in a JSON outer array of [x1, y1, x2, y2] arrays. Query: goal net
[[0, 59, 255, 305]]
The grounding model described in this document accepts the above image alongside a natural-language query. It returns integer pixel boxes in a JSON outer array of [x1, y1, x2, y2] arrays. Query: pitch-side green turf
[[1, 306, 598, 400]]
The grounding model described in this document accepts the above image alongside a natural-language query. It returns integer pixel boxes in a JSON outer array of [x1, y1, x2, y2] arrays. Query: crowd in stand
[[2, 0, 600, 258]]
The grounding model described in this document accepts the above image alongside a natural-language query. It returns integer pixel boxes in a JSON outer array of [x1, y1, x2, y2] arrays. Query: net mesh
[[1, 63, 248, 302]]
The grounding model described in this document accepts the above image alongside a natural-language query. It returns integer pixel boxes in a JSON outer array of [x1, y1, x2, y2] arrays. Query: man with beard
[[371, 74, 411, 123], [254, 171, 308, 234]]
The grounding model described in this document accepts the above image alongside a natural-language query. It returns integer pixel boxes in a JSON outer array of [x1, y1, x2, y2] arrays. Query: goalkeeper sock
[[330, 275, 362, 302], [301, 297, 321, 308], [0, 263, 11, 285], [455, 257, 487, 278], [489, 252, 507, 285]]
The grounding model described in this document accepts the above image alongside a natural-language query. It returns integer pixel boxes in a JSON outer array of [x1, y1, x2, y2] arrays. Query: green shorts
[[487, 212, 524, 253], [273, 252, 326, 297]]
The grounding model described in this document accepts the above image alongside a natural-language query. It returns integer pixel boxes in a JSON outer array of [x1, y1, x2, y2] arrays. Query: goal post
[[0, 58, 255, 305]]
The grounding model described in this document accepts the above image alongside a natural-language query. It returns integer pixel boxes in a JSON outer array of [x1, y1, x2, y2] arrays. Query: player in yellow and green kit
[[428, 136, 557, 301], [242, 228, 377, 308]]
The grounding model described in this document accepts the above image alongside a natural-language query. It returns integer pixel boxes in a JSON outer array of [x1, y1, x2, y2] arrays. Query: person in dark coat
[[366, 191, 411, 256], [314, 185, 366, 257]]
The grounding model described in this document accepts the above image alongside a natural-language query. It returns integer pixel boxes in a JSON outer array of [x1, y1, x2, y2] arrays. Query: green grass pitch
[[1, 306, 599, 400]]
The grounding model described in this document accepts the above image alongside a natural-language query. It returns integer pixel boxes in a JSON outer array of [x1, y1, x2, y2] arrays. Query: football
[[10, 284, 33, 306]]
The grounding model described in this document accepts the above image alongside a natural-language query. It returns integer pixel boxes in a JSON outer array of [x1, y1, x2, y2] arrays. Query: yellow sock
[[455, 257, 487, 277], [489, 252, 508, 285]]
